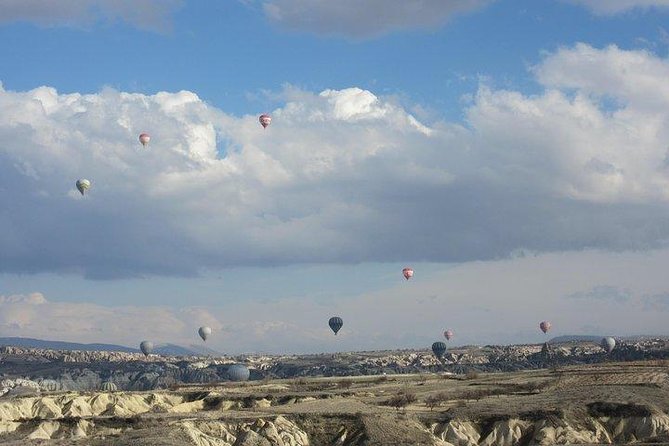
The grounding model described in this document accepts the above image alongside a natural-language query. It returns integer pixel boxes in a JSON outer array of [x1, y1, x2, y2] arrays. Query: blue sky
[[1, 0, 669, 353], [2, 1, 667, 119]]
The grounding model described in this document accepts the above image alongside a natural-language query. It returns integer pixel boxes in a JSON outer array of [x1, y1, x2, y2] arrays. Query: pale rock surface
[[27, 420, 60, 440], [234, 429, 271, 446], [532, 418, 609, 445], [0, 421, 20, 436], [480, 419, 531, 446], [168, 399, 205, 413], [71, 418, 92, 438], [434, 420, 481, 445], [33, 396, 62, 419]]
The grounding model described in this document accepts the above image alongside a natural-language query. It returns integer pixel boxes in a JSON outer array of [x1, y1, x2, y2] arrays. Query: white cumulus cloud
[[1, 44, 669, 279], [565, 0, 669, 14]]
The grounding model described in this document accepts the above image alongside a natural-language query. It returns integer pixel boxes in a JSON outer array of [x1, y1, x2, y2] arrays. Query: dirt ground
[[4, 360, 669, 445]]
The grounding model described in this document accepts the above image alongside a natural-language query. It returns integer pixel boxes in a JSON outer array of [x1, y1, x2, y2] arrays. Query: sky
[[1, 0, 669, 354]]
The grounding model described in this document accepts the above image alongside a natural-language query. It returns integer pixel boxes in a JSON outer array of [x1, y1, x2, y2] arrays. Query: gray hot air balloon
[[76, 179, 91, 196], [227, 364, 250, 382], [328, 316, 343, 335], [139, 341, 153, 357], [432, 341, 447, 360], [100, 381, 118, 392], [601, 337, 616, 354], [198, 326, 212, 342]]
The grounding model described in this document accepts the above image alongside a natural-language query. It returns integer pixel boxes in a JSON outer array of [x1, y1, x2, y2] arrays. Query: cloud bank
[[0, 0, 182, 32], [2, 248, 668, 353], [261, 0, 493, 38], [1, 44, 669, 278], [565, 0, 669, 14]]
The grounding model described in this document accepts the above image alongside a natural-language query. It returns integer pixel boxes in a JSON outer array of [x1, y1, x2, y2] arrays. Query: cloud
[[642, 292, 669, 311], [0, 0, 183, 32], [1, 44, 669, 278], [567, 285, 632, 302], [0, 292, 222, 347], [260, 0, 493, 38], [1, 249, 667, 353], [565, 0, 669, 14]]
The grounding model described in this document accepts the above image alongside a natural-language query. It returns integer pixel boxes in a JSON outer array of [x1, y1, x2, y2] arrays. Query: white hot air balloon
[[198, 326, 212, 342], [76, 179, 91, 196], [140, 341, 154, 357]]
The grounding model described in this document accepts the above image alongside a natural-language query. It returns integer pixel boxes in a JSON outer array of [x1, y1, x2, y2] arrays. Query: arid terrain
[[0, 361, 668, 445], [0, 340, 669, 444]]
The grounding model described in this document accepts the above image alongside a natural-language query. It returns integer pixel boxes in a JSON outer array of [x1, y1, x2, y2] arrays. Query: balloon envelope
[[601, 337, 616, 353], [259, 114, 272, 128], [198, 326, 212, 341], [444, 330, 454, 341], [328, 316, 343, 335], [539, 321, 551, 334], [139, 133, 150, 147], [432, 341, 447, 359], [100, 381, 118, 392], [402, 268, 414, 280], [139, 341, 153, 357], [227, 364, 250, 382], [76, 179, 91, 195]]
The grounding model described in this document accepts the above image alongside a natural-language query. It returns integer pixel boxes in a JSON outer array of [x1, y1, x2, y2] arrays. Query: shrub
[[385, 391, 417, 411], [424, 392, 449, 411], [465, 370, 480, 380], [337, 380, 353, 389]]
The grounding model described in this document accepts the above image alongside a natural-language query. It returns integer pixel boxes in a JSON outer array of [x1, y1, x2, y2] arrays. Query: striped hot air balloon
[[259, 114, 272, 129], [329, 316, 343, 335]]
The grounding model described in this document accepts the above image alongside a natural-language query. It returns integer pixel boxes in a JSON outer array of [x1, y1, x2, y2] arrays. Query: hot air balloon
[[76, 179, 91, 196], [329, 317, 343, 335], [139, 341, 153, 357], [139, 133, 150, 147], [402, 268, 414, 280], [432, 341, 447, 360], [227, 364, 250, 382], [198, 326, 212, 342], [444, 330, 454, 341], [601, 337, 616, 354], [100, 381, 118, 392], [539, 321, 551, 334], [259, 114, 271, 129]]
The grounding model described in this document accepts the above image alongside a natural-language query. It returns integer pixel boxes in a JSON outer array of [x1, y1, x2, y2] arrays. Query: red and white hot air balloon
[[259, 114, 272, 129], [539, 321, 551, 334], [444, 330, 454, 341], [139, 133, 150, 147], [402, 268, 414, 280]]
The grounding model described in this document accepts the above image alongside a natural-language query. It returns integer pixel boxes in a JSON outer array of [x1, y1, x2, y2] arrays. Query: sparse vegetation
[[385, 391, 417, 411], [337, 380, 353, 389], [424, 392, 449, 411], [465, 370, 480, 380]]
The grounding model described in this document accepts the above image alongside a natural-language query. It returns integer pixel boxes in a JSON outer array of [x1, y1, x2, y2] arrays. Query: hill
[[0, 337, 137, 353], [0, 337, 222, 356]]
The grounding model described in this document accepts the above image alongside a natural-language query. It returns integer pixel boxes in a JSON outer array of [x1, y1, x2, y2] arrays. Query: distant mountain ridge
[[0, 337, 222, 356], [549, 334, 669, 344], [0, 337, 137, 352]]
